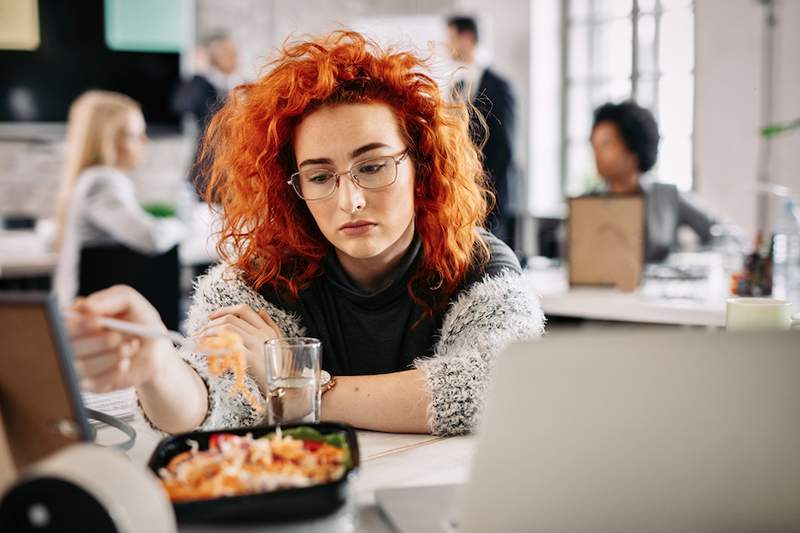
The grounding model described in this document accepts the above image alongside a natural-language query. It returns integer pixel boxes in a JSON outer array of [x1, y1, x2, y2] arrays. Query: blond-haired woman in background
[[54, 90, 186, 318]]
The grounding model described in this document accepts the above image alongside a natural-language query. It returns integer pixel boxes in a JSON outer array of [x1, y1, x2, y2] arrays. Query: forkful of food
[[62, 286, 266, 413]]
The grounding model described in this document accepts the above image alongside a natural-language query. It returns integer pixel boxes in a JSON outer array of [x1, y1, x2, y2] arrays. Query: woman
[[67, 32, 544, 436], [590, 101, 720, 262], [54, 91, 186, 321]]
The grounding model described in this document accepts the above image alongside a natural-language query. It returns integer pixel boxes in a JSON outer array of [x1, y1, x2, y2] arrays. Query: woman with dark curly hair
[[590, 100, 720, 262], [65, 31, 545, 436]]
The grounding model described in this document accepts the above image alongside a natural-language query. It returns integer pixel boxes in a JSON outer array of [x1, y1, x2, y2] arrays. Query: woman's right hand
[[66, 285, 175, 393]]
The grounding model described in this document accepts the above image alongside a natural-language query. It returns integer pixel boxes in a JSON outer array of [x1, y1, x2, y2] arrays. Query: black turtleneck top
[[259, 230, 520, 376]]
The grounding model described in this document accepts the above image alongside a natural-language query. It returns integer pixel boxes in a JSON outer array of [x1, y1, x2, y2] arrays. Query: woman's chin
[[335, 239, 385, 260]]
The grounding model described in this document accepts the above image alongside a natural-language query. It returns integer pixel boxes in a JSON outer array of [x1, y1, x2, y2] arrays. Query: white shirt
[[54, 166, 187, 305], [453, 61, 487, 102], [204, 66, 240, 96]]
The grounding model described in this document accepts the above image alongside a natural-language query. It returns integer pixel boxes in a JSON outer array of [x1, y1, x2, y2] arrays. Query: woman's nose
[[337, 174, 366, 213]]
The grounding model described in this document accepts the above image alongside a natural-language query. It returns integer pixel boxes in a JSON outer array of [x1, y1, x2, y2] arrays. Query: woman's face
[[293, 103, 416, 263], [590, 121, 639, 187], [116, 110, 148, 170]]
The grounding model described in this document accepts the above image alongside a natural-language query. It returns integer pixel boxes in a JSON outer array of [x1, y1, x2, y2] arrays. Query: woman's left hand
[[197, 304, 282, 390]]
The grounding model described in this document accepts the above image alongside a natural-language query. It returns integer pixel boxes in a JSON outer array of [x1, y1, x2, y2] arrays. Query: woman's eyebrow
[[297, 142, 391, 169], [350, 142, 390, 159], [298, 157, 333, 168]]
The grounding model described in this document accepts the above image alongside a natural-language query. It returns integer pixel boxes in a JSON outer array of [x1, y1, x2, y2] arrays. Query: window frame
[[560, 0, 696, 197]]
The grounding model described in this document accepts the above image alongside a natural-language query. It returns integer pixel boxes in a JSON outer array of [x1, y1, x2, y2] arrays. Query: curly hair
[[201, 30, 490, 316], [592, 100, 660, 173]]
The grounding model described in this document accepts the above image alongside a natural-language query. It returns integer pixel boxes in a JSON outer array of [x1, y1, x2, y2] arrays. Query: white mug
[[725, 297, 800, 332]]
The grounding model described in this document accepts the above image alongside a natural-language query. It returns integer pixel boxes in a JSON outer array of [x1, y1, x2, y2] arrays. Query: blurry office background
[[1, 0, 799, 257]]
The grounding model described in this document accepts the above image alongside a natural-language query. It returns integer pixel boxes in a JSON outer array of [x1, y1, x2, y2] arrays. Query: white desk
[[97, 419, 474, 533], [0, 230, 58, 278], [0, 204, 219, 279], [529, 255, 730, 328]]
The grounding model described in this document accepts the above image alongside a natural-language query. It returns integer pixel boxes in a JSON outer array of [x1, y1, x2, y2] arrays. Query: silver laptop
[[377, 330, 800, 533]]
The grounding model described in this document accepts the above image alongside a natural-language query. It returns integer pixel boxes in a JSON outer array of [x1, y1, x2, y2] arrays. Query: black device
[[0, 0, 180, 130]]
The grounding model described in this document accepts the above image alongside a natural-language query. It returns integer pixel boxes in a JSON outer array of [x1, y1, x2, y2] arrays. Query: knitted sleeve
[[137, 264, 305, 432], [414, 270, 545, 436], [138, 265, 543, 436]]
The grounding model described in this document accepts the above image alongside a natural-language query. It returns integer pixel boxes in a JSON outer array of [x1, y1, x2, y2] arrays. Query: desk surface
[[3, 231, 743, 330], [0, 204, 219, 278], [0, 230, 58, 277], [97, 418, 474, 533], [529, 256, 731, 327]]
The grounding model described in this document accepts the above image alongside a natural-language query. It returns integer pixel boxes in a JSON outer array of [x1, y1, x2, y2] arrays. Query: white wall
[[695, 0, 800, 240], [196, 0, 453, 81]]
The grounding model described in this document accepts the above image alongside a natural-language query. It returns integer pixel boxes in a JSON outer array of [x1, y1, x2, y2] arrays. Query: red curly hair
[[202, 30, 491, 316]]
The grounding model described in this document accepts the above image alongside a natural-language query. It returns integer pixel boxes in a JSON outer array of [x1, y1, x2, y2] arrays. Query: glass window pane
[[569, 0, 590, 20], [636, 75, 658, 109], [638, 0, 657, 13], [658, 74, 693, 138], [594, 0, 633, 19], [560, 0, 696, 196], [565, 141, 598, 196], [568, 84, 593, 140], [568, 24, 590, 81], [661, 0, 693, 10], [592, 78, 632, 105], [656, 136, 693, 191], [637, 14, 657, 74], [592, 18, 633, 80], [659, 9, 694, 74]]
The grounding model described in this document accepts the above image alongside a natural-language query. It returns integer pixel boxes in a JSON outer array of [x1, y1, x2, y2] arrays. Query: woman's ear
[[630, 152, 641, 174]]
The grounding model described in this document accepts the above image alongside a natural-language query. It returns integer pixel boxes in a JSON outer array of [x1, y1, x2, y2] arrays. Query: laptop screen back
[[458, 330, 800, 533], [0, 293, 90, 482]]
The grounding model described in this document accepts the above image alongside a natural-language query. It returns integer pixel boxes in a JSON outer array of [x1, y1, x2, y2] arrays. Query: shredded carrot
[[199, 331, 264, 414]]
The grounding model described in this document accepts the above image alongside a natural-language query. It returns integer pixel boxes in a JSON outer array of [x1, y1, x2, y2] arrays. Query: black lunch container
[[147, 422, 360, 524]]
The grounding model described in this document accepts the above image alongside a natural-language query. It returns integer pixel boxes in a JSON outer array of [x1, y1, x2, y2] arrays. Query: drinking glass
[[263, 337, 322, 425]]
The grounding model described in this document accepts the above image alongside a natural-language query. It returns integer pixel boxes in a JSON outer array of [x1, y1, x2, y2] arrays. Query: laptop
[[377, 330, 800, 533]]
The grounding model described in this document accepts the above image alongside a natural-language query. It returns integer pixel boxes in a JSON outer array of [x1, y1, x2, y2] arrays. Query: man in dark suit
[[447, 16, 517, 247]]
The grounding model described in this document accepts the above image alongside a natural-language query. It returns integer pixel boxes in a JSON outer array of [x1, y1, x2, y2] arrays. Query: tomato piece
[[209, 433, 238, 450], [302, 440, 323, 452]]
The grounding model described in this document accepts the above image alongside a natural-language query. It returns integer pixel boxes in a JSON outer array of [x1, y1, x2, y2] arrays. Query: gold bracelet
[[321, 375, 337, 395]]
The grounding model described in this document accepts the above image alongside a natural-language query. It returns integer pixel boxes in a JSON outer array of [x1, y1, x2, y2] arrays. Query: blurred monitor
[[0, 0, 181, 132]]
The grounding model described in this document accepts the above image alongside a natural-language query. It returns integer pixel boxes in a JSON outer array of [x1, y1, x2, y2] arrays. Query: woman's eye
[[306, 172, 332, 184], [357, 162, 387, 175]]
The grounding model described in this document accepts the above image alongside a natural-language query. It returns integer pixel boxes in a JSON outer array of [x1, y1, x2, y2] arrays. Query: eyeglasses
[[288, 150, 409, 201]]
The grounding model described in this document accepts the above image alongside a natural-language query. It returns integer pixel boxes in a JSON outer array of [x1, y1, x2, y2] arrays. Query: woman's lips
[[339, 221, 377, 236]]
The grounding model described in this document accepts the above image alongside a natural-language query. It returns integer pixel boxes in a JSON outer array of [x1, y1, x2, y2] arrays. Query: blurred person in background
[[174, 31, 240, 198], [589, 100, 725, 262], [447, 15, 517, 248], [54, 90, 186, 324]]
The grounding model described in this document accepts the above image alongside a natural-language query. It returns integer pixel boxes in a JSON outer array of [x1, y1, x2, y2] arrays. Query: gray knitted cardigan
[[171, 263, 545, 436]]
